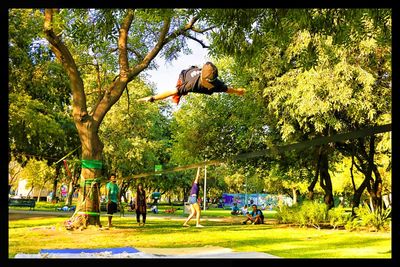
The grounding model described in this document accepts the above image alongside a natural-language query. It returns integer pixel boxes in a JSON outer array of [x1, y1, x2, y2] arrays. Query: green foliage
[[276, 201, 328, 229], [100, 79, 166, 176], [297, 201, 328, 229], [327, 206, 352, 229], [347, 205, 391, 232], [275, 204, 299, 224], [20, 158, 55, 191], [9, 8, 80, 165]]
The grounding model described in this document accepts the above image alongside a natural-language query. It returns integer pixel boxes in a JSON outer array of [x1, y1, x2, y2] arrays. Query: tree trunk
[[292, 187, 298, 205], [74, 123, 104, 228], [319, 152, 334, 209], [65, 165, 79, 206], [51, 164, 61, 203], [65, 181, 73, 206], [37, 184, 45, 203], [307, 147, 322, 200], [371, 164, 383, 210], [364, 135, 383, 212], [351, 178, 368, 216], [27, 186, 34, 198]]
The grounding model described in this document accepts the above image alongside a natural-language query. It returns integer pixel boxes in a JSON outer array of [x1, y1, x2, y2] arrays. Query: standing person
[[183, 167, 204, 227], [106, 173, 120, 228], [137, 61, 246, 105], [134, 183, 147, 226]]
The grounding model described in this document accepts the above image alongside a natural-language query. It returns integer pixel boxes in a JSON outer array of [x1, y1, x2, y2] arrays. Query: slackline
[[131, 123, 391, 178]]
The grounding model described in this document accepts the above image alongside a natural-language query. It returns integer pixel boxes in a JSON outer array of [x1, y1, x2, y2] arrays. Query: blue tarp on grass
[[40, 247, 140, 254]]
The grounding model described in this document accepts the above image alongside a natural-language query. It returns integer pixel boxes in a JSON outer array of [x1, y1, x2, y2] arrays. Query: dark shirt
[[176, 66, 228, 96], [190, 182, 199, 196], [250, 209, 262, 218]]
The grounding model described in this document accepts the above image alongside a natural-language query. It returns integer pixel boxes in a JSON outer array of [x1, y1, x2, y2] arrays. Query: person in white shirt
[[241, 204, 248, 216]]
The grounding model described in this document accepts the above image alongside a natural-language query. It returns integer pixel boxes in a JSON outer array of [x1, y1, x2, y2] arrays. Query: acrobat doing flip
[[138, 61, 246, 105]]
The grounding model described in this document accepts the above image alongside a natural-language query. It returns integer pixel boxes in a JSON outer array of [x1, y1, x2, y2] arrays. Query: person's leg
[[242, 214, 252, 224], [137, 88, 179, 102], [142, 213, 146, 225], [107, 203, 113, 227], [136, 211, 141, 225], [108, 215, 112, 227], [183, 204, 195, 226], [253, 217, 261, 224], [194, 203, 203, 227]]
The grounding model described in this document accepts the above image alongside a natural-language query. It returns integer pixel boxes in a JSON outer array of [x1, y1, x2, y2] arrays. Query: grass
[[8, 206, 391, 259]]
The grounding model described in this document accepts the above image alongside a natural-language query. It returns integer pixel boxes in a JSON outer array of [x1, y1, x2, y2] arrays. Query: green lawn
[[8, 206, 391, 259]]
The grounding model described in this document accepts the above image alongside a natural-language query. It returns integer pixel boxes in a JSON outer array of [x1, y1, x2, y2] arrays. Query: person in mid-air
[[138, 62, 246, 105]]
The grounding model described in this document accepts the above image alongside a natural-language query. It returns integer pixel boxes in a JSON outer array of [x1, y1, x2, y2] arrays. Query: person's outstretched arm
[[226, 88, 246, 96], [137, 88, 179, 102], [194, 167, 201, 184]]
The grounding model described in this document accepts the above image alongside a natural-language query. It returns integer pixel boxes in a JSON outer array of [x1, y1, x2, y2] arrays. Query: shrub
[[275, 204, 300, 224], [296, 201, 328, 229], [328, 206, 352, 229], [276, 200, 328, 229], [350, 205, 391, 232]]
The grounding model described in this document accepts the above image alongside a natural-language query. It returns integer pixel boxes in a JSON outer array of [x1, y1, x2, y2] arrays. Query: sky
[[145, 39, 211, 94]]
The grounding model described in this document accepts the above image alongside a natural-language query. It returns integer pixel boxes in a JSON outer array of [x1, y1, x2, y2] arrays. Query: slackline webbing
[[81, 159, 103, 169], [130, 123, 391, 178], [77, 211, 100, 216], [54, 146, 81, 164]]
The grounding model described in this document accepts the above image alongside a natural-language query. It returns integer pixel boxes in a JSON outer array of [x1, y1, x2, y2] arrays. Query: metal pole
[[245, 176, 248, 207], [203, 165, 207, 211]]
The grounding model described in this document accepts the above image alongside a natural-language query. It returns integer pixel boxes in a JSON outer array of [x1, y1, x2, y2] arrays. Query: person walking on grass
[[137, 61, 246, 105], [183, 167, 204, 227], [135, 183, 147, 226], [106, 173, 120, 228]]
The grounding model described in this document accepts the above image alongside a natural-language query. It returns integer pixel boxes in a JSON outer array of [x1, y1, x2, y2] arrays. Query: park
[[8, 8, 391, 259]]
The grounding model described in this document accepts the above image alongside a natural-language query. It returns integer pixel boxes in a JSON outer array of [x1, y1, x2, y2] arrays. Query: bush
[[275, 204, 300, 224], [296, 201, 328, 229], [276, 200, 328, 229], [328, 206, 352, 229], [347, 205, 391, 232]]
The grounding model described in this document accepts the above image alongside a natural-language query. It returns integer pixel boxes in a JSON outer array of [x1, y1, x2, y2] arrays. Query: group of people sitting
[[231, 203, 265, 225]]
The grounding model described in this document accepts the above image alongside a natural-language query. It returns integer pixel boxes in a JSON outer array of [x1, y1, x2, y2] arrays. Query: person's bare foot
[[196, 224, 204, 228], [183, 223, 190, 227]]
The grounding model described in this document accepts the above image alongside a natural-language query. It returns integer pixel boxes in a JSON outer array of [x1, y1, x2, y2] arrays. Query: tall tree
[[205, 8, 391, 209], [9, 9, 81, 202], [41, 8, 213, 228]]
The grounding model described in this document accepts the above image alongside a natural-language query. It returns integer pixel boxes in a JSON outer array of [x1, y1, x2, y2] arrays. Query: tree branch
[[128, 17, 171, 81], [184, 34, 209, 48], [43, 9, 88, 123], [118, 9, 135, 81], [191, 25, 216, 33]]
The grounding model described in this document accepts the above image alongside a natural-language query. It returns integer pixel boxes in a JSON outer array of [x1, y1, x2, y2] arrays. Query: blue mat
[[40, 247, 140, 254]]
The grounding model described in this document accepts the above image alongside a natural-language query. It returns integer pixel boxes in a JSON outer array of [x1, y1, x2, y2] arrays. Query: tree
[[41, 8, 214, 228], [20, 158, 55, 202], [204, 8, 391, 209], [9, 9, 81, 203]]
